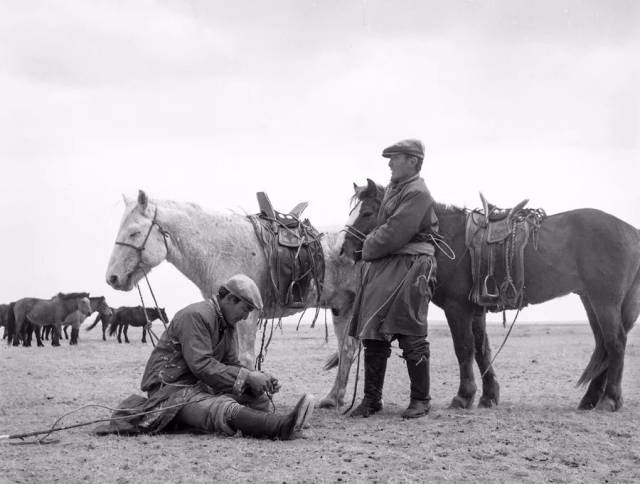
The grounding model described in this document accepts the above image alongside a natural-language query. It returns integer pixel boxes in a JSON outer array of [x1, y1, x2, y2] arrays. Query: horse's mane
[[434, 201, 468, 215], [56, 292, 90, 300]]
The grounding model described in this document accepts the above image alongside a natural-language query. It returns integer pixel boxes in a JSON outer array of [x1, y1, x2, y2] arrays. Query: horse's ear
[[353, 182, 359, 193], [366, 178, 377, 195], [137, 190, 148, 210]]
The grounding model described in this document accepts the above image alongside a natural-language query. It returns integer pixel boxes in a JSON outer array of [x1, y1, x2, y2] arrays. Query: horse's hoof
[[595, 396, 622, 412], [577, 397, 597, 410], [478, 397, 498, 408], [449, 395, 472, 409]]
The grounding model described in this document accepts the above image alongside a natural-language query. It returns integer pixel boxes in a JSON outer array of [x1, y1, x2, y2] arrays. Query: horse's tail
[[577, 344, 608, 387], [85, 314, 101, 332], [5, 303, 15, 345], [323, 351, 339, 371]]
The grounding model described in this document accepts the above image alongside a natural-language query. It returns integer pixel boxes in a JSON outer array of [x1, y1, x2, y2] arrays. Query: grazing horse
[[342, 179, 640, 411], [8, 293, 93, 347], [105, 190, 361, 408], [84, 296, 115, 341], [107, 306, 168, 343]]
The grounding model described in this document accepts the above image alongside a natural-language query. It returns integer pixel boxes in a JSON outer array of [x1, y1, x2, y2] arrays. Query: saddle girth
[[248, 192, 325, 311], [465, 194, 545, 312]]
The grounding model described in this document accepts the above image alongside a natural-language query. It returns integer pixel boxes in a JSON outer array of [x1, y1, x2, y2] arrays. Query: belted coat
[[349, 174, 438, 340]]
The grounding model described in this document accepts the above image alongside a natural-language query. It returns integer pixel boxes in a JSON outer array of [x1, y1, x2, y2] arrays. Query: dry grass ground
[[1, 319, 639, 483]]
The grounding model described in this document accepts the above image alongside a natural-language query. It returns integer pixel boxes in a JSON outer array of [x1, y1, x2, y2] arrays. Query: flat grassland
[[1, 321, 639, 483]]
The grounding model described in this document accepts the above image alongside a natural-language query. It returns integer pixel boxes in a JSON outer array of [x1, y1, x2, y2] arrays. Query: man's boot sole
[[293, 394, 315, 431]]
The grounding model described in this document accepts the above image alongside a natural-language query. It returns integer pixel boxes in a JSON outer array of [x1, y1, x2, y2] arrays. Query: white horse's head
[[105, 190, 169, 291]]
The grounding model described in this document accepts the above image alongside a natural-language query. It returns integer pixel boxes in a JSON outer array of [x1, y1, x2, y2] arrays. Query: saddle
[[465, 193, 545, 312], [248, 192, 325, 309]]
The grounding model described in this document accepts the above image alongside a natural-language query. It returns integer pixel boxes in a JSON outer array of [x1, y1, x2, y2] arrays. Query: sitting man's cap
[[222, 274, 263, 311], [382, 138, 425, 160]]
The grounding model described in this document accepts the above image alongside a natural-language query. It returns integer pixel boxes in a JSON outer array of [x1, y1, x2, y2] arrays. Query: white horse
[[105, 190, 361, 408]]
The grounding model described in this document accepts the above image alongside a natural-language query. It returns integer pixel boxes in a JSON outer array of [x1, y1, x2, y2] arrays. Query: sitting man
[[97, 274, 314, 440]]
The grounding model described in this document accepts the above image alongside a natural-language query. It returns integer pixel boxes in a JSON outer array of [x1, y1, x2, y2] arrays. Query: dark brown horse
[[342, 180, 640, 411], [107, 306, 168, 343], [8, 293, 92, 347]]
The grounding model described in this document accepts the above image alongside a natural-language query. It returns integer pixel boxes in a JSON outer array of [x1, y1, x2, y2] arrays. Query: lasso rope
[[0, 396, 215, 445]]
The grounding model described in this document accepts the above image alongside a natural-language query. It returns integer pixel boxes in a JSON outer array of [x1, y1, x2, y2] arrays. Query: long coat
[[96, 299, 251, 435], [349, 175, 438, 340]]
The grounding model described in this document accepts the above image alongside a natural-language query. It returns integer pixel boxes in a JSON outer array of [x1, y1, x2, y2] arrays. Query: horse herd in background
[[0, 295, 167, 347]]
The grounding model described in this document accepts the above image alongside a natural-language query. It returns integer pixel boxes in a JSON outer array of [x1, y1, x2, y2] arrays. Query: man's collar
[[389, 173, 420, 189], [211, 296, 231, 330]]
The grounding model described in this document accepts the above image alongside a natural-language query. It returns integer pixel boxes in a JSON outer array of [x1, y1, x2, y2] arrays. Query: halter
[[114, 206, 169, 257], [342, 224, 367, 242]]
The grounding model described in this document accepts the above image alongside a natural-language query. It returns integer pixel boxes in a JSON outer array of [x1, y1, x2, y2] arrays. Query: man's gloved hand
[[246, 371, 274, 395]]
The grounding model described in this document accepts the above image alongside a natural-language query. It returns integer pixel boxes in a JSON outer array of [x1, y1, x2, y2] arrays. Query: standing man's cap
[[222, 274, 263, 311], [381, 139, 425, 160]]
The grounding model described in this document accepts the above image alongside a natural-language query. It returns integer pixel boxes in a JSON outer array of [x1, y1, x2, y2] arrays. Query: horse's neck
[[318, 230, 360, 300], [156, 201, 243, 297]]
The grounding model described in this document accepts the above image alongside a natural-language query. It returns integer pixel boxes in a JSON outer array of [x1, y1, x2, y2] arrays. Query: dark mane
[[56, 292, 90, 300]]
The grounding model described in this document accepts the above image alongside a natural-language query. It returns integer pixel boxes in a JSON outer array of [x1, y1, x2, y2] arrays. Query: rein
[[113, 205, 170, 345]]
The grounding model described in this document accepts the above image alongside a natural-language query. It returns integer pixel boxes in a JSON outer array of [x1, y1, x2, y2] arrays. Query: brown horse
[[8, 293, 92, 347], [342, 179, 640, 411]]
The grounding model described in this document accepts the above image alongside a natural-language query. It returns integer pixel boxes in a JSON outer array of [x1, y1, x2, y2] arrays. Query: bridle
[[342, 199, 368, 243], [114, 205, 170, 345], [114, 206, 169, 257]]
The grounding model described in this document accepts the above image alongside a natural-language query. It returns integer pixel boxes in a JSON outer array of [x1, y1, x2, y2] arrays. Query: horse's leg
[[319, 313, 358, 409], [471, 307, 500, 408], [141, 325, 147, 344], [591, 302, 626, 411], [51, 325, 61, 346], [444, 302, 477, 409], [63, 325, 69, 340], [117, 323, 122, 343], [124, 323, 130, 344], [101, 319, 107, 341], [34, 324, 44, 347], [577, 295, 607, 410]]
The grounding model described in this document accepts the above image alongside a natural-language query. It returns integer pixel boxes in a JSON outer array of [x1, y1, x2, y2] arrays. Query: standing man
[[97, 274, 314, 440], [349, 139, 438, 419]]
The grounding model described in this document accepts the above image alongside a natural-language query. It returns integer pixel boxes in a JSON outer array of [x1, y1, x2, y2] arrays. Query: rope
[[144, 272, 169, 330], [342, 342, 362, 415], [480, 307, 521, 378], [136, 283, 158, 347], [0, 396, 215, 444]]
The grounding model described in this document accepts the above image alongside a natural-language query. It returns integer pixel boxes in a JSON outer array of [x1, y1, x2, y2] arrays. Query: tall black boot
[[350, 342, 390, 418], [402, 355, 431, 419], [228, 394, 314, 440]]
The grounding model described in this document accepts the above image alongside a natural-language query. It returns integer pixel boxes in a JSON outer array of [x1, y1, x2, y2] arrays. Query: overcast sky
[[1, 0, 638, 324]]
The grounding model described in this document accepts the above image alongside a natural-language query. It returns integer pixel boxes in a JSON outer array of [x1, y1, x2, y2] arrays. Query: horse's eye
[[129, 231, 141, 239], [361, 211, 374, 218]]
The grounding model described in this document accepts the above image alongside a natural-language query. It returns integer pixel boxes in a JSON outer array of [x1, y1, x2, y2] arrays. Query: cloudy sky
[[0, 0, 638, 323]]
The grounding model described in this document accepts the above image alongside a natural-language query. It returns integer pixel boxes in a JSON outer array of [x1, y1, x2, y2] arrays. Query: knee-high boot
[[402, 355, 431, 419], [350, 343, 390, 418], [228, 394, 314, 440]]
